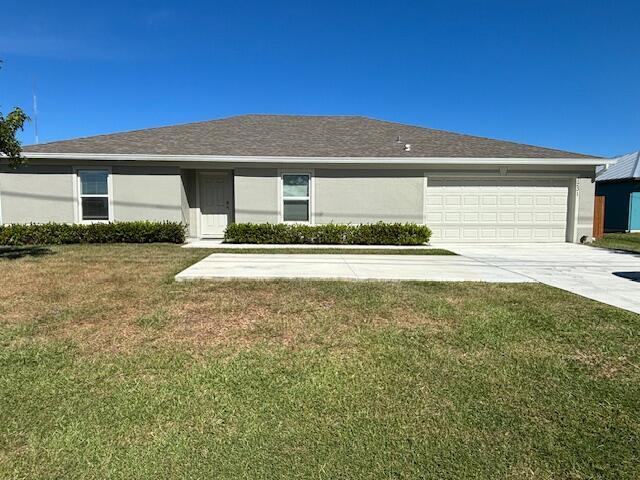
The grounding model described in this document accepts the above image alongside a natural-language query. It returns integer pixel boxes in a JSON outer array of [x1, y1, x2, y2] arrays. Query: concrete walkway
[[442, 243, 640, 314], [175, 253, 531, 283]]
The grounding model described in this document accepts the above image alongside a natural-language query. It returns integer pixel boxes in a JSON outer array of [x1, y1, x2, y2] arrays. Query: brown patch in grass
[[569, 350, 636, 378], [166, 281, 454, 351], [6, 244, 630, 358], [1, 245, 464, 354]]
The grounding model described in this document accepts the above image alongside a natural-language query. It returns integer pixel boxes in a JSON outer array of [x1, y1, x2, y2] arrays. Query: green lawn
[[1, 244, 638, 479], [592, 232, 640, 254], [200, 247, 456, 255]]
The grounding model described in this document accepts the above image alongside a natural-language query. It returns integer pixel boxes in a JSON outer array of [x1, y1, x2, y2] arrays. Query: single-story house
[[596, 151, 640, 232], [0, 115, 608, 243]]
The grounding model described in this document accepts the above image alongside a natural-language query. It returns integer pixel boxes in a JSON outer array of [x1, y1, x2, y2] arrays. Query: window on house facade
[[282, 173, 310, 222], [78, 170, 110, 221]]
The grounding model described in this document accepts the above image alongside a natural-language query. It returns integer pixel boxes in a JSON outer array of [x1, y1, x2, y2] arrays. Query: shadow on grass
[[0, 246, 54, 260]]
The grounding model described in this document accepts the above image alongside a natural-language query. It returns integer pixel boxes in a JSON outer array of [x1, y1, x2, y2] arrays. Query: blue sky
[[1, 0, 638, 157]]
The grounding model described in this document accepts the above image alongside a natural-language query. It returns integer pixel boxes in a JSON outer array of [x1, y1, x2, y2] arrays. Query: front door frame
[[196, 170, 233, 239]]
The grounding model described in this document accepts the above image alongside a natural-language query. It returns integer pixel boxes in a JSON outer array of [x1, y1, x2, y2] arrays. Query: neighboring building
[[596, 151, 640, 232], [0, 115, 607, 243]]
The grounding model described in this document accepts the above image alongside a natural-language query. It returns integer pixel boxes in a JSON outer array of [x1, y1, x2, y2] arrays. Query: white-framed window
[[76, 168, 113, 222], [280, 171, 312, 223]]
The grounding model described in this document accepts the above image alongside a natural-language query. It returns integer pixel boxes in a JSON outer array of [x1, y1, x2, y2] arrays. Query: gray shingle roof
[[596, 151, 640, 181], [23, 114, 597, 158]]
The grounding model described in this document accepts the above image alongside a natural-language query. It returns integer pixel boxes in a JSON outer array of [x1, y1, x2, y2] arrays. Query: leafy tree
[[0, 60, 29, 168]]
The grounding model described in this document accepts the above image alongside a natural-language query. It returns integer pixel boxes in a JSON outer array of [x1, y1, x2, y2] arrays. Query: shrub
[[224, 222, 431, 245], [0, 221, 186, 246]]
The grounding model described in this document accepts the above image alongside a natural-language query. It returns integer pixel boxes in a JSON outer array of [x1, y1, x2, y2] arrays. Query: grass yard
[[592, 232, 640, 254], [1, 244, 638, 479]]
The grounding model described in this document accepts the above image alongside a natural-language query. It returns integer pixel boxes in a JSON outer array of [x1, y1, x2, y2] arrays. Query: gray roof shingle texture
[[23, 114, 597, 158]]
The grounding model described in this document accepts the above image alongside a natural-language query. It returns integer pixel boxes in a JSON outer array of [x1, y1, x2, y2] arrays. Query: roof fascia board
[[18, 152, 612, 166]]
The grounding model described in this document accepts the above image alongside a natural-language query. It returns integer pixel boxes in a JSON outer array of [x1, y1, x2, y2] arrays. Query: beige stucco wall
[[233, 168, 279, 223], [314, 169, 424, 223], [0, 164, 183, 224], [180, 171, 190, 226], [110, 166, 182, 222], [180, 169, 197, 237], [0, 162, 599, 244], [576, 177, 595, 239], [0, 165, 75, 223], [233, 168, 424, 224]]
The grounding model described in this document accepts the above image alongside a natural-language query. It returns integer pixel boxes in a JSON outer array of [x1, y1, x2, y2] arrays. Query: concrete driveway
[[442, 243, 640, 314], [175, 244, 640, 314], [175, 253, 531, 283]]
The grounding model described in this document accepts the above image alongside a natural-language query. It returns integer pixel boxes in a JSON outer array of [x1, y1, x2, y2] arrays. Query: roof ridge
[[235, 113, 367, 118]]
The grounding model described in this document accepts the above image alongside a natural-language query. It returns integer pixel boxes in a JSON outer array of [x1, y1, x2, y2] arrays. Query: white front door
[[199, 173, 232, 237]]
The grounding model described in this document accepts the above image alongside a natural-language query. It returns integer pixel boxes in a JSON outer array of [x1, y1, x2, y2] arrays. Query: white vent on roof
[[404, 143, 411, 151]]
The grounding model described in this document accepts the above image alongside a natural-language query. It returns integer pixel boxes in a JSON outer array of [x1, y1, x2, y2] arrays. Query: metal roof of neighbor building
[[597, 151, 640, 181], [23, 114, 598, 159]]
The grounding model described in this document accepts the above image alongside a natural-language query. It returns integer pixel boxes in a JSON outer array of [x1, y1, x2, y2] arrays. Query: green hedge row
[[224, 222, 431, 245], [0, 221, 186, 246]]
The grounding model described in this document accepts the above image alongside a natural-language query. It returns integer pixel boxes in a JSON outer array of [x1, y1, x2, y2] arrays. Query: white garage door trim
[[424, 176, 569, 243]]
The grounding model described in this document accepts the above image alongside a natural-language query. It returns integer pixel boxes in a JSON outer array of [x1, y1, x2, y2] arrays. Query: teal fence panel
[[629, 192, 640, 231]]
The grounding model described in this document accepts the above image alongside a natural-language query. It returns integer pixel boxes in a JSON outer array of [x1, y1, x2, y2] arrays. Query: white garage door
[[425, 178, 569, 243]]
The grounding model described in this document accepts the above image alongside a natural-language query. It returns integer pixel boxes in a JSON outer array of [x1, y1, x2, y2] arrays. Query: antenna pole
[[32, 80, 39, 144]]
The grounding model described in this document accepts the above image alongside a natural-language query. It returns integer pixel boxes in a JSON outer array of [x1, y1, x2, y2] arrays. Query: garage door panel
[[425, 195, 443, 206], [443, 228, 462, 239], [498, 228, 515, 239], [516, 228, 533, 239], [535, 212, 551, 222], [481, 212, 497, 222], [462, 229, 479, 239], [425, 212, 443, 222], [481, 228, 497, 239], [425, 178, 568, 243], [552, 212, 566, 222], [499, 196, 516, 206]]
